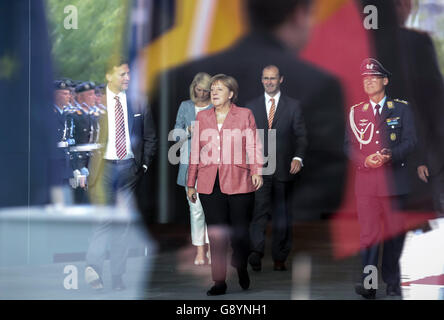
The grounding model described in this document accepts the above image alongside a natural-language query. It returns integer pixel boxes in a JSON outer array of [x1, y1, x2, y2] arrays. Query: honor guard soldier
[[95, 83, 107, 114], [54, 80, 76, 147], [345, 58, 417, 299], [70, 81, 96, 202], [53, 80, 76, 184]]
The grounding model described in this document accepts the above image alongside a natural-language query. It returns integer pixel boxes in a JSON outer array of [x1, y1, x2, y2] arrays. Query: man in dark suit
[[247, 65, 307, 271], [392, 0, 444, 216], [345, 58, 416, 299], [155, 0, 346, 223], [85, 57, 157, 291]]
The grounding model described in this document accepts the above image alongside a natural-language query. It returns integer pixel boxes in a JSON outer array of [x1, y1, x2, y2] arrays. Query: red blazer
[[187, 104, 263, 194]]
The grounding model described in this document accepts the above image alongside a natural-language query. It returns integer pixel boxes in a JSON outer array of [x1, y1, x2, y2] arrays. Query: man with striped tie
[[85, 57, 157, 291], [247, 65, 307, 272]]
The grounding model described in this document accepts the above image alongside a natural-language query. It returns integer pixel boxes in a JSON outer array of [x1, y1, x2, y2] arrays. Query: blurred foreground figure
[[345, 58, 416, 299], [0, 0, 56, 207], [392, 0, 444, 216], [160, 0, 346, 221], [85, 57, 157, 291]]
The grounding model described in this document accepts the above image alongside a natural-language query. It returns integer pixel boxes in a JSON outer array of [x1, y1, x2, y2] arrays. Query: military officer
[[345, 58, 417, 299]]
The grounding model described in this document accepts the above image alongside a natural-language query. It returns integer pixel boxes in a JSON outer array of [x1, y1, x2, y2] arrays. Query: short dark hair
[[263, 65, 282, 78], [106, 55, 129, 74], [247, 0, 312, 30]]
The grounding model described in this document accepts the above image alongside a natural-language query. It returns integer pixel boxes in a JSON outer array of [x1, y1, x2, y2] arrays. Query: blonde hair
[[189, 72, 211, 103], [209, 74, 239, 103]]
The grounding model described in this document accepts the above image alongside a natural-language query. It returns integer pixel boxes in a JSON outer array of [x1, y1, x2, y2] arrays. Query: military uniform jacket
[[345, 98, 417, 196], [72, 104, 92, 145], [52, 106, 75, 180]]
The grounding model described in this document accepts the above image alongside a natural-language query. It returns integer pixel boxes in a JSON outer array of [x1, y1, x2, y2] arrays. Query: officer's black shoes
[[355, 283, 376, 299], [207, 281, 227, 296], [386, 283, 402, 297], [248, 252, 262, 272], [273, 261, 287, 271], [112, 275, 126, 291], [237, 267, 250, 290], [85, 265, 104, 291]]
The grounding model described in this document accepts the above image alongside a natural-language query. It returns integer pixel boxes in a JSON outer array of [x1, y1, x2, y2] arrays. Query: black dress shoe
[[237, 268, 250, 290], [248, 252, 262, 272], [355, 283, 376, 299], [273, 261, 287, 271], [386, 284, 402, 297], [112, 276, 126, 291], [207, 281, 227, 296]]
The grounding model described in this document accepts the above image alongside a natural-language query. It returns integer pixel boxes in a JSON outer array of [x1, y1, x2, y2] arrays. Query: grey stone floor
[[0, 221, 404, 300]]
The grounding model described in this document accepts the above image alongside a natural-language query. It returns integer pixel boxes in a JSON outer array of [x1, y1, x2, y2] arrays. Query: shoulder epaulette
[[350, 101, 364, 110], [394, 98, 408, 105]]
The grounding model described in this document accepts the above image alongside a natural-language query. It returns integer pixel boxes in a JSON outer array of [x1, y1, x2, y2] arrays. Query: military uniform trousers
[[356, 194, 406, 286]]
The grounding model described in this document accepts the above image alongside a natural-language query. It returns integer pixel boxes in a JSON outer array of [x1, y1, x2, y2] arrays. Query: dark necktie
[[374, 104, 381, 123], [114, 96, 127, 160]]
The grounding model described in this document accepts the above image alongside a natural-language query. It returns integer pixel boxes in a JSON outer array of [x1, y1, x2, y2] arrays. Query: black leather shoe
[[207, 281, 227, 296], [112, 276, 126, 291], [355, 283, 376, 299], [248, 252, 262, 272], [273, 261, 287, 271], [237, 268, 250, 290], [386, 284, 401, 297]]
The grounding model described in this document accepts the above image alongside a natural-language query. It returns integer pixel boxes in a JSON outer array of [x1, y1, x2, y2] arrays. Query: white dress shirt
[[104, 86, 134, 160], [264, 91, 303, 165], [370, 96, 387, 116]]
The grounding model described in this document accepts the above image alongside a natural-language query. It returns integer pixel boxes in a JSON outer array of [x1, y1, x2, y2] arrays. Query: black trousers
[[249, 175, 292, 262], [431, 168, 444, 215], [199, 175, 254, 282]]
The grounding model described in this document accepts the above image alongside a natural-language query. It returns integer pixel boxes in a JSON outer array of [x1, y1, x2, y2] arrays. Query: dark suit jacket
[[154, 31, 346, 219], [88, 91, 157, 187], [246, 94, 307, 182], [390, 28, 444, 176]]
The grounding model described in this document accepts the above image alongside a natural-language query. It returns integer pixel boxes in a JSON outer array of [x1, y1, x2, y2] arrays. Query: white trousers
[[185, 187, 209, 246]]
